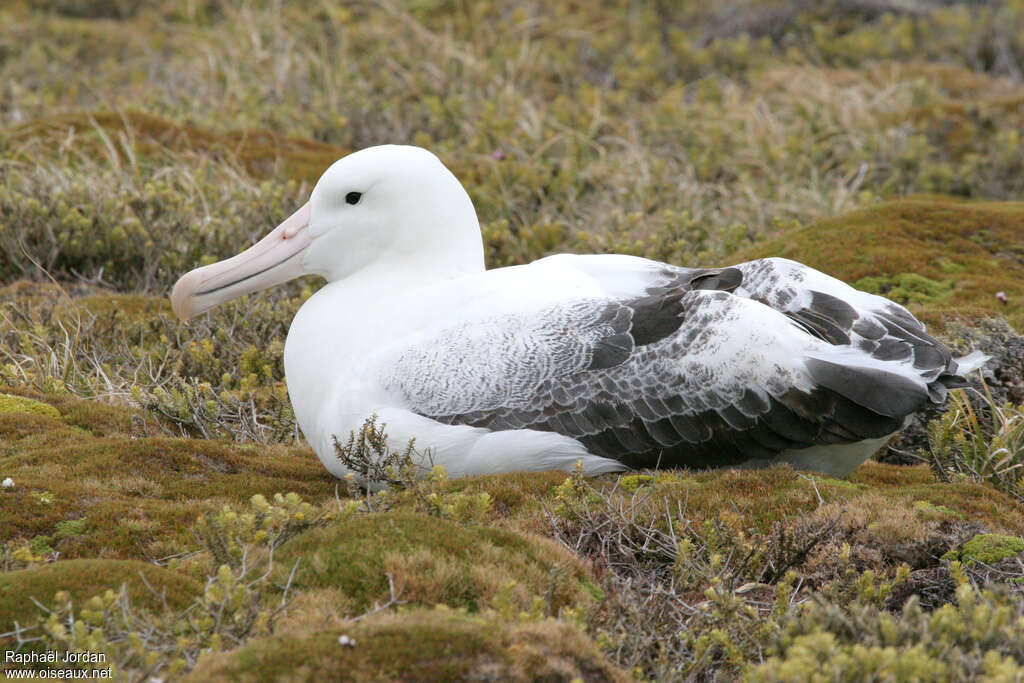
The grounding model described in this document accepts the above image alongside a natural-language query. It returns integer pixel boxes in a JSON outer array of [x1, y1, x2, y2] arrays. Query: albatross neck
[[335, 255, 485, 294], [283, 241, 486, 453], [321, 222, 487, 295]]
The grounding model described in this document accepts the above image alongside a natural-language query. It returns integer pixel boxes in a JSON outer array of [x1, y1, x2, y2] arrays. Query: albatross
[[171, 145, 985, 481]]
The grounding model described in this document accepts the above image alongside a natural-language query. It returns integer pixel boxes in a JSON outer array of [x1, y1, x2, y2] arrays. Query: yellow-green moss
[[956, 534, 1024, 565], [0, 394, 60, 420], [814, 476, 869, 493], [0, 559, 202, 632], [914, 500, 963, 521], [448, 470, 568, 517], [185, 608, 628, 683], [0, 406, 70, 442], [735, 200, 1024, 330], [851, 464, 1024, 534], [854, 272, 954, 306], [546, 463, 1022, 539], [276, 511, 595, 615], [609, 463, 982, 534], [0, 385, 137, 437], [0, 419, 335, 559], [618, 474, 656, 493], [617, 472, 695, 493]]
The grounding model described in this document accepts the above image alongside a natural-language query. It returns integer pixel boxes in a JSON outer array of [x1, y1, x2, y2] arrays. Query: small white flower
[[1, 477, 13, 490], [337, 634, 356, 647]]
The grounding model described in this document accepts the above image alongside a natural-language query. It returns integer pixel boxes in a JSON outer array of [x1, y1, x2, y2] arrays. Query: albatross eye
[[345, 191, 362, 205]]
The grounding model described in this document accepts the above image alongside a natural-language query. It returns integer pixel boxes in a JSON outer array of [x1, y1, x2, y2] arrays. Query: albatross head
[[170, 145, 483, 320]]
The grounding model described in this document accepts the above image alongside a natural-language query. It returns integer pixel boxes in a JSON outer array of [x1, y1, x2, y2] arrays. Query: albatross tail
[[953, 350, 990, 376], [926, 349, 990, 403]]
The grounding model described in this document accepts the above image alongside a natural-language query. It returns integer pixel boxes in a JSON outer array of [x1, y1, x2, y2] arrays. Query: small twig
[[796, 473, 824, 508], [346, 572, 406, 623], [278, 558, 302, 610]]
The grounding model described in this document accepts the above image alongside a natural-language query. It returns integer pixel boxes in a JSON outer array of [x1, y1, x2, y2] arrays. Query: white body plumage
[[171, 145, 986, 482]]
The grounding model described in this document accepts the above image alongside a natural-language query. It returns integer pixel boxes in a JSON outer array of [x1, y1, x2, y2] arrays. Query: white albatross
[[171, 145, 986, 481]]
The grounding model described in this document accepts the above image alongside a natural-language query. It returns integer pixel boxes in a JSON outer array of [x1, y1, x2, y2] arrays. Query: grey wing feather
[[731, 257, 968, 398], [381, 278, 935, 470]]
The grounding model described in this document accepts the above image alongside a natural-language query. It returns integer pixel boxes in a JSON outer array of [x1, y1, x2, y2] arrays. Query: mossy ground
[[0, 391, 334, 562], [952, 533, 1024, 566], [735, 199, 1024, 330], [0, 560, 203, 632], [186, 609, 628, 683], [276, 511, 596, 615], [4, 389, 1024, 678], [3, 0, 1024, 679]]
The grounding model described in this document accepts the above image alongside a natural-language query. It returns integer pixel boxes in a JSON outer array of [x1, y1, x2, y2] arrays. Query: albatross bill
[[170, 144, 986, 483], [171, 202, 312, 320]]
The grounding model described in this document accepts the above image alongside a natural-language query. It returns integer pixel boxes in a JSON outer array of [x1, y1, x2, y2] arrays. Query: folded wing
[[380, 255, 961, 470]]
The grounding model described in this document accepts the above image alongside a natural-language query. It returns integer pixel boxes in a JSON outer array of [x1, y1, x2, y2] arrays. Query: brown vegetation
[[3, 0, 1024, 679]]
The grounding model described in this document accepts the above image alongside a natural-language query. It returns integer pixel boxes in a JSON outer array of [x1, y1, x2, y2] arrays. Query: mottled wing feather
[[381, 275, 927, 469], [731, 257, 958, 383]]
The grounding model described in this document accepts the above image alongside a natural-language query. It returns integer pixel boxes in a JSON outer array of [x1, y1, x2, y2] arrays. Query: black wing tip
[[925, 351, 989, 401], [804, 356, 929, 418], [689, 267, 743, 293]]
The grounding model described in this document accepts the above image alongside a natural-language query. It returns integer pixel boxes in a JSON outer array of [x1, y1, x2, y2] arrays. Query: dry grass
[[3, 0, 1024, 679], [3, 2, 1024, 284]]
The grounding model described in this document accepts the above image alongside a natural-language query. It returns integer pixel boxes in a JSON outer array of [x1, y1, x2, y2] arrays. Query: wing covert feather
[[381, 281, 924, 469]]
